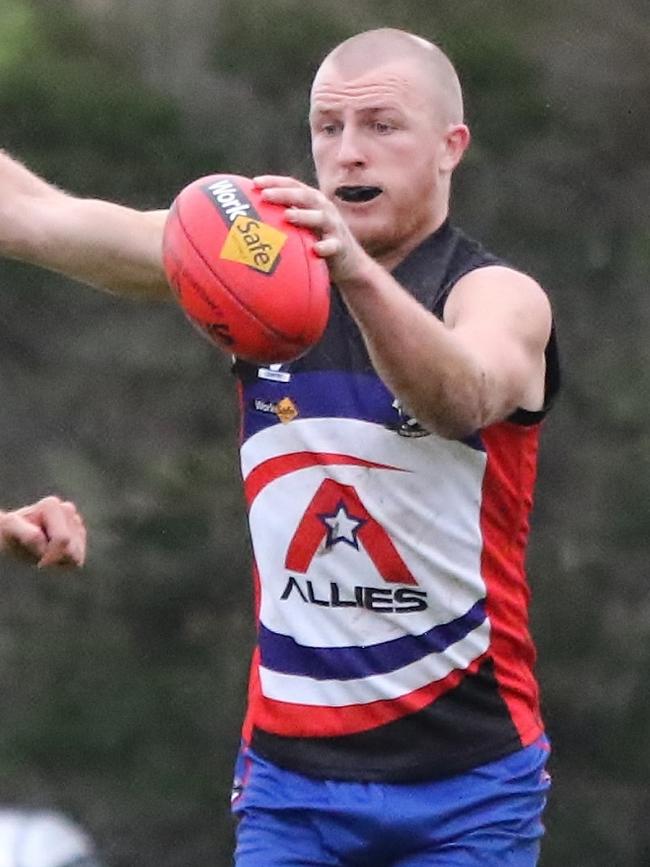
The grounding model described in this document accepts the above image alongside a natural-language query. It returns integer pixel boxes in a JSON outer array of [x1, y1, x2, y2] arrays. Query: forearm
[[337, 256, 489, 438], [21, 198, 170, 299], [0, 150, 170, 299]]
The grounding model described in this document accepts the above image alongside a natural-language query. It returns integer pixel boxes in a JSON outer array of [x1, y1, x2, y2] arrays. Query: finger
[[19, 495, 66, 522], [38, 522, 87, 568], [1, 515, 49, 561], [56, 504, 87, 567], [313, 238, 342, 259], [67, 520, 87, 567], [39, 552, 79, 569], [1, 498, 87, 567], [284, 207, 328, 230], [258, 186, 318, 209], [37, 497, 72, 540], [35, 498, 82, 568], [38, 535, 73, 568], [252, 175, 304, 190]]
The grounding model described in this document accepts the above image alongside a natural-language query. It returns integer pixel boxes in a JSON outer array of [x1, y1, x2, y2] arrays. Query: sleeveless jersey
[[233, 220, 560, 782]]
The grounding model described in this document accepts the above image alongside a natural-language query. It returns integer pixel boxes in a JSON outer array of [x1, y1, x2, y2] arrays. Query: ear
[[440, 124, 471, 173]]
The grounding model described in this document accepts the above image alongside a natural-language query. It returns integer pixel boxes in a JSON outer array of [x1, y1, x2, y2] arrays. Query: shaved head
[[313, 28, 464, 126]]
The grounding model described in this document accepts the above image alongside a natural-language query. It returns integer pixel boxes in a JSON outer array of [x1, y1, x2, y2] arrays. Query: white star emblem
[[319, 501, 366, 549]]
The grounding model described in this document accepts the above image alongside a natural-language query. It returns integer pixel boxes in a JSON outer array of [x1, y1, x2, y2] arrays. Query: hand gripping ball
[[162, 174, 331, 363]]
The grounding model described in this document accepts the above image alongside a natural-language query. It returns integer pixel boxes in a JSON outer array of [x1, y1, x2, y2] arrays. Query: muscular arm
[[335, 260, 551, 438], [0, 150, 171, 298], [255, 176, 551, 440]]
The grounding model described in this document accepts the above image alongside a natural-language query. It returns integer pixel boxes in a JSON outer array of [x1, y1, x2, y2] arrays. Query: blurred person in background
[[0, 27, 559, 867], [0, 808, 104, 867], [0, 497, 86, 568]]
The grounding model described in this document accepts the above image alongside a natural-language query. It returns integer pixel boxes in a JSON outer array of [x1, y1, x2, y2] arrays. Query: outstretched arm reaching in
[[0, 149, 170, 298]]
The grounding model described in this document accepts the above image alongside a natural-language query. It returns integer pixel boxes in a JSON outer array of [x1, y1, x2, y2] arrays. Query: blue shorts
[[231, 738, 551, 866]]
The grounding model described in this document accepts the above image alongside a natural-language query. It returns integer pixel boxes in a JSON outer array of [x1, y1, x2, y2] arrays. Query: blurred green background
[[0, 0, 648, 864]]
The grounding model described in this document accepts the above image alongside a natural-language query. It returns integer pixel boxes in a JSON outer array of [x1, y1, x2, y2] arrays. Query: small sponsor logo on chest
[[252, 396, 299, 423]]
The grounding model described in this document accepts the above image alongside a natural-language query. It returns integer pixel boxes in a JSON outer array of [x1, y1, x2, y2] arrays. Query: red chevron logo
[[284, 478, 417, 585]]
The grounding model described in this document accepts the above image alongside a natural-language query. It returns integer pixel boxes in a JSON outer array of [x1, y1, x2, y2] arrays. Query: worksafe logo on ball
[[204, 178, 287, 274], [221, 214, 287, 273]]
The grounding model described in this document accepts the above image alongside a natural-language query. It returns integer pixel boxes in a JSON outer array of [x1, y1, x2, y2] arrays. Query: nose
[[336, 126, 366, 168]]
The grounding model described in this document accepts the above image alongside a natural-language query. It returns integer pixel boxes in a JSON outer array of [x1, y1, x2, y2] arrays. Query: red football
[[162, 173, 331, 363]]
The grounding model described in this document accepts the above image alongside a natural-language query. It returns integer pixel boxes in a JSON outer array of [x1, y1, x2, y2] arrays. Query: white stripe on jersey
[[244, 417, 488, 648], [258, 617, 490, 707]]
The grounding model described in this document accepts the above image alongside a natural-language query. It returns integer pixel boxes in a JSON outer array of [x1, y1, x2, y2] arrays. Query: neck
[[370, 205, 449, 272]]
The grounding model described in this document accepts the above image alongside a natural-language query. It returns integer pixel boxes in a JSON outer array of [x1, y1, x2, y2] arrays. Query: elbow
[[421, 410, 482, 442], [406, 379, 489, 441]]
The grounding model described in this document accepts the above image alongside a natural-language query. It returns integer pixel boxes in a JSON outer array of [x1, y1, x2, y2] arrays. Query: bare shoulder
[[444, 265, 552, 346], [443, 266, 553, 416]]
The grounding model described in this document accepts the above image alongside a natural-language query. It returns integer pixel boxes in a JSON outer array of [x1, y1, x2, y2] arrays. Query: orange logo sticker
[[276, 397, 299, 423], [220, 215, 287, 273]]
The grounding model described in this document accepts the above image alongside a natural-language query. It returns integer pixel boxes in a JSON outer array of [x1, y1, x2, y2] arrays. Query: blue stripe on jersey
[[259, 598, 486, 680], [242, 371, 396, 440], [241, 369, 485, 451]]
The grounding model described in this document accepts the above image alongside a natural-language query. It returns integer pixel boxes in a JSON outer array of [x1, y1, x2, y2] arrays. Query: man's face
[[310, 58, 453, 261]]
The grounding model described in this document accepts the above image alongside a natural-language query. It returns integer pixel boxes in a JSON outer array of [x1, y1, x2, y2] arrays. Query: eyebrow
[[309, 105, 404, 121]]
